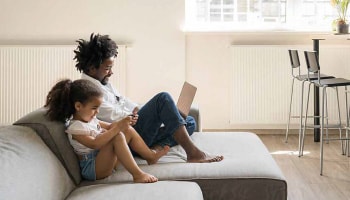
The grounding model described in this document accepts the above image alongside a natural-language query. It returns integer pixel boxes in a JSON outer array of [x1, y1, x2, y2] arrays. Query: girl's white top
[[66, 117, 103, 155]]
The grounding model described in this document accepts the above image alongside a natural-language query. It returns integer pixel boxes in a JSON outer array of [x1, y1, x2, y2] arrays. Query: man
[[73, 33, 223, 163]]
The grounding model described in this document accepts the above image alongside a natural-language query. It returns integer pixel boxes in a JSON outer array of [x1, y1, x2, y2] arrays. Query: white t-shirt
[[66, 117, 103, 155], [82, 73, 138, 123]]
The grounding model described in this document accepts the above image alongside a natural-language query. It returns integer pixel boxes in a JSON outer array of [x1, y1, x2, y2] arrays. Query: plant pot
[[336, 23, 349, 34]]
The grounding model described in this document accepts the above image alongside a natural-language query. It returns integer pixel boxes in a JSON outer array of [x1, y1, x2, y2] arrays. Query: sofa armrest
[[189, 104, 201, 132]]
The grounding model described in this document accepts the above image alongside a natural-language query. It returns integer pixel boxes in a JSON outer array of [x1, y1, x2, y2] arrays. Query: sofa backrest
[[0, 125, 75, 200], [13, 107, 81, 185]]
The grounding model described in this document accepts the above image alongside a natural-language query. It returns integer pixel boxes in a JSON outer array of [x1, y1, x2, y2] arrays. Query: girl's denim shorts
[[79, 150, 99, 181]]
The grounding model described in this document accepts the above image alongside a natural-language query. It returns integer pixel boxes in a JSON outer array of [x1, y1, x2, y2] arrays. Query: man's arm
[[97, 100, 129, 123]]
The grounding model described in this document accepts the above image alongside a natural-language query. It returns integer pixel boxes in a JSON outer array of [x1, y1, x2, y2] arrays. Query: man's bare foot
[[147, 145, 170, 165], [133, 172, 158, 183], [187, 151, 224, 163]]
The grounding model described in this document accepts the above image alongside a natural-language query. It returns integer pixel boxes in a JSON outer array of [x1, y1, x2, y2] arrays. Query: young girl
[[44, 79, 169, 183]]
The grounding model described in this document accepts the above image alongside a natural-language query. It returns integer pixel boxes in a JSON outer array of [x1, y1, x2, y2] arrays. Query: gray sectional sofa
[[0, 106, 287, 200]]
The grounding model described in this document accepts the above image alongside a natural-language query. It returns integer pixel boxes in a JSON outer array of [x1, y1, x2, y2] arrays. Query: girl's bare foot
[[133, 172, 158, 183], [147, 145, 170, 165], [187, 151, 224, 163]]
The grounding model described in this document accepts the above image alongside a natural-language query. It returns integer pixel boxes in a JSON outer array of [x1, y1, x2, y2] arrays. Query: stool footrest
[[291, 115, 318, 119], [323, 138, 350, 141], [303, 124, 342, 129]]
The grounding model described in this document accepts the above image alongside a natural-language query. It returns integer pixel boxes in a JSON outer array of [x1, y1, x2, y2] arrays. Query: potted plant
[[331, 0, 350, 34]]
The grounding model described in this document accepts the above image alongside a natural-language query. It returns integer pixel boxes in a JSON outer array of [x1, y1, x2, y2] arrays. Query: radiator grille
[[230, 45, 350, 129], [0, 45, 126, 125]]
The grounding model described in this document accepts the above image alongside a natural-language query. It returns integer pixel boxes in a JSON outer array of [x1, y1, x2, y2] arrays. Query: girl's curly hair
[[44, 79, 102, 122], [74, 33, 118, 73]]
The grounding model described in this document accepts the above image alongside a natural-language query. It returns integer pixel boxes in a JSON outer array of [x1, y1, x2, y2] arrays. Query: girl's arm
[[72, 126, 119, 150], [73, 117, 132, 149], [99, 116, 135, 130], [99, 120, 112, 130]]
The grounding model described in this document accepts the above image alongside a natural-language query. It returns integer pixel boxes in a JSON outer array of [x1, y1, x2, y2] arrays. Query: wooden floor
[[258, 134, 350, 200]]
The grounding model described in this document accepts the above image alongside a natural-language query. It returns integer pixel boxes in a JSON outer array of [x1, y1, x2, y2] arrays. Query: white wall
[[0, 0, 186, 103], [1, 0, 350, 129], [185, 33, 350, 129]]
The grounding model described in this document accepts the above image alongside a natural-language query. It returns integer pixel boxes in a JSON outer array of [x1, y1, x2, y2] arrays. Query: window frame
[[184, 0, 340, 32]]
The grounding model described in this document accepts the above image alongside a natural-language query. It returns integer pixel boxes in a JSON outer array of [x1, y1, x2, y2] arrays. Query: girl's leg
[[123, 126, 169, 165], [95, 132, 158, 183], [94, 142, 117, 179]]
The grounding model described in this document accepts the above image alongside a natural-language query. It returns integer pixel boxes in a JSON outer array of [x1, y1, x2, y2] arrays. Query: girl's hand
[[110, 117, 132, 132]]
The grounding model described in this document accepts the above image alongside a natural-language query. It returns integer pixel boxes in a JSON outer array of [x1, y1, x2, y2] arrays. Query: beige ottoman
[[67, 181, 203, 200]]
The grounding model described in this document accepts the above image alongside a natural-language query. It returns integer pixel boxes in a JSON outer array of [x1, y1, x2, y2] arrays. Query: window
[[185, 0, 339, 31]]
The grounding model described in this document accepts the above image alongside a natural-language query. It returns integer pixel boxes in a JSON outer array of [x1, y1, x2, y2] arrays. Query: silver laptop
[[176, 82, 197, 118]]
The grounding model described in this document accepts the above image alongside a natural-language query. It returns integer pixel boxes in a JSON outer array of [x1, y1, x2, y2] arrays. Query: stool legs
[[320, 87, 326, 175], [345, 87, 350, 157], [301, 81, 313, 157], [320, 87, 345, 175], [335, 88, 345, 155], [286, 78, 296, 143], [299, 80, 307, 157], [325, 92, 329, 144], [286, 77, 311, 157], [302, 82, 330, 159]]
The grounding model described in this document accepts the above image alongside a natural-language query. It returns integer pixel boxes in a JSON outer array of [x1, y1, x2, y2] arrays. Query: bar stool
[[303, 50, 350, 175], [285, 49, 334, 157], [344, 89, 350, 157]]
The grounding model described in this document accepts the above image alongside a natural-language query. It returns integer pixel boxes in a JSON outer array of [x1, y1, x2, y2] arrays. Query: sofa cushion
[[0, 126, 75, 200], [67, 181, 203, 200], [13, 107, 81, 185]]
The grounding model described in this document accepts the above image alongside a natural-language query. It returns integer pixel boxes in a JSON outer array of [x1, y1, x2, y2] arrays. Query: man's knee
[[156, 92, 172, 101]]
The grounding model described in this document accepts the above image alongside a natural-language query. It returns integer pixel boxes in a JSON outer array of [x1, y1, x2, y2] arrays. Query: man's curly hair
[[74, 33, 118, 73]]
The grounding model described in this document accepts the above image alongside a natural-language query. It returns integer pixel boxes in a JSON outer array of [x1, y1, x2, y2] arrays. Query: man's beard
[[101, 76, 109, 85]]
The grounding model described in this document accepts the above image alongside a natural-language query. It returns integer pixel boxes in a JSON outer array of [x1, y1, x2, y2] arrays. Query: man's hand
[[132, 106, 139, 115], [130, 107, 140, 125], [129, 113, 138, 126]]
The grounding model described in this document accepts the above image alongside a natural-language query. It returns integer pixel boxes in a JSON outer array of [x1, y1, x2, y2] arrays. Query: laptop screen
[[176, 82, 197, 117]]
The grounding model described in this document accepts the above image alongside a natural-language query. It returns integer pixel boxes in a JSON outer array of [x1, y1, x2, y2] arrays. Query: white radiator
[[0, 45, 126, 125], [230, 45, 350, 129]]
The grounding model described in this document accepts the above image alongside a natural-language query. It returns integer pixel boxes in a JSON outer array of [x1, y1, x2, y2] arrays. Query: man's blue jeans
[[133, 92, 196, 148]]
